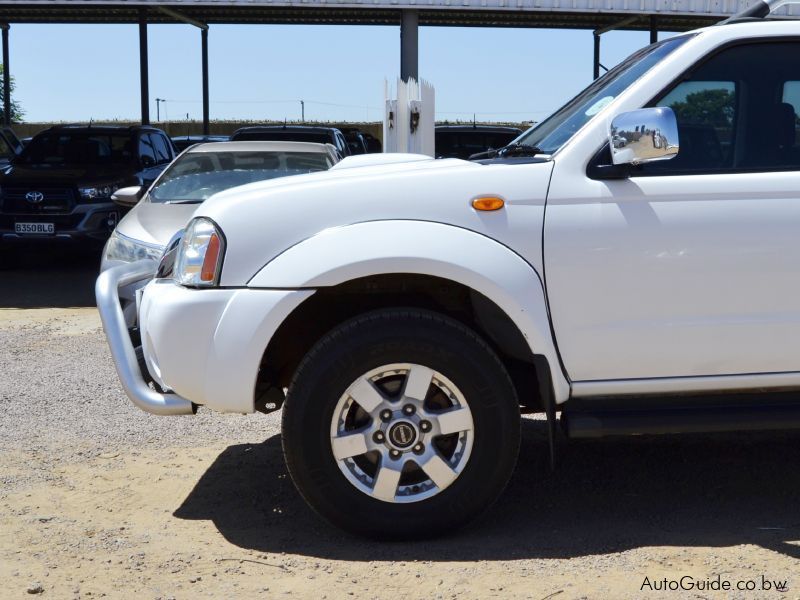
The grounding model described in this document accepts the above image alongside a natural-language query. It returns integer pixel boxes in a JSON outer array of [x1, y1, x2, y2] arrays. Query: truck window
[[139, 134, 157, 166], [656, 80, 736, 172], [781, 81, 800, 146], [642, 41, 800, 175], [151, 134, 172, 164]]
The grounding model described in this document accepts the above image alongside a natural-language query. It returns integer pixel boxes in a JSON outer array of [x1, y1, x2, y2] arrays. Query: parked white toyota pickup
[[97, 3, 800, 537]]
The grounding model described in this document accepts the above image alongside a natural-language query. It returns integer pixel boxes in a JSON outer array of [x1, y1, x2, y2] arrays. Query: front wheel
[[282, 308, 521, 538]]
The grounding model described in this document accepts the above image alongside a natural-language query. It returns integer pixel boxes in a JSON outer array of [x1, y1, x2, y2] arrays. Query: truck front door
[[545, 39, 800, 385]]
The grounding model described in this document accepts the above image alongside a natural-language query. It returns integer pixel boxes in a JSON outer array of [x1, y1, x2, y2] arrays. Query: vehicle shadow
[[0, 243, 100, 308], [174, 419, 800, 560]]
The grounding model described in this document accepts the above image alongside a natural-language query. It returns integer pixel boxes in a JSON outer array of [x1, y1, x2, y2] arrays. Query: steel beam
[[1, 23, 9, 125], [400, 9, 418, 82], [594, 15, 640, 36], [201, 28, 209, 135], [158, 6, 208, 30], [138, 9, 149, 125], [593, 15, 641, 79]]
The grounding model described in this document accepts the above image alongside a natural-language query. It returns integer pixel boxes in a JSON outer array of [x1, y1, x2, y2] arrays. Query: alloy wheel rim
[[330, 363, 474, 504]]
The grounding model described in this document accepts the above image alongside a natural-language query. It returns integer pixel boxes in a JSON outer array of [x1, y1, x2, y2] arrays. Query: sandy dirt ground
[[1, 251, 799, 599]]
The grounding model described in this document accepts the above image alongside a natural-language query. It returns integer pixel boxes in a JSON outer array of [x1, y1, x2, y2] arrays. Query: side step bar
[[562, 398, 800, 439]]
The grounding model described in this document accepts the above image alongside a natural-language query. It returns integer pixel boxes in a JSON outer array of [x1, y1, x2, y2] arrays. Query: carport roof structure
[[0, 0, 789, 131], [0, 1, 762, 29]]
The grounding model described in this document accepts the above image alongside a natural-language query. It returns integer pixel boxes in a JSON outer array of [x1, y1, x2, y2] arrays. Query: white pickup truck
[[97, 2, 800, 537]]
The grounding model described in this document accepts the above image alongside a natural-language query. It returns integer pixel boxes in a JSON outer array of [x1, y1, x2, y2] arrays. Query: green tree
[[670, 89, 734, 127], [0, 64, 24, 123]]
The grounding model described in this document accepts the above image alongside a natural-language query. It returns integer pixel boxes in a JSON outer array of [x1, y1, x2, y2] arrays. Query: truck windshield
[[17, 132, 136, 166], [515, 35, 692, 155]]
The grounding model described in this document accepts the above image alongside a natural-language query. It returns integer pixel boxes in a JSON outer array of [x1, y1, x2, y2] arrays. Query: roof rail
[[721, 0, 796, 23]]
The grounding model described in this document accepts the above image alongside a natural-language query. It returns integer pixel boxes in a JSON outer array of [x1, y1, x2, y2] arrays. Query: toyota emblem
[[25, 191, 44, 204]]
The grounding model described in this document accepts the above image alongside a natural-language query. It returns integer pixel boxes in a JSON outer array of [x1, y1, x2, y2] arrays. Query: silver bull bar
[[95, 260, 196, 416]]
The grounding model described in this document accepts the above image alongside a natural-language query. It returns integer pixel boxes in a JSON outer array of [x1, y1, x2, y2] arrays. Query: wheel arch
[[251, 221, 569, 409]]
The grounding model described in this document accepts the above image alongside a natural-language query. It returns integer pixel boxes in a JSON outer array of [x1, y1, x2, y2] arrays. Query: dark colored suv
[[435, 125, 523, 160], [230, 125, 350, 159], [0, 125, 175, 244]]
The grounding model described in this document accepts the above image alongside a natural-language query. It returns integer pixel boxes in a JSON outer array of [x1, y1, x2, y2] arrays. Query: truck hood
[[197, 155, 555, 287], [207, 156, 476, 203], [115, 200, 198, 247], [330, 153, 432, 171]]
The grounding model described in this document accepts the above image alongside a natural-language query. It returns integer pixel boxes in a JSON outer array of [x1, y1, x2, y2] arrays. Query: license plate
[[15, 222, 55, 235]]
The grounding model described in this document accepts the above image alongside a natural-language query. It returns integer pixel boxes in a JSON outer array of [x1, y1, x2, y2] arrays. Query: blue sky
[[9, 23, 674, 123]]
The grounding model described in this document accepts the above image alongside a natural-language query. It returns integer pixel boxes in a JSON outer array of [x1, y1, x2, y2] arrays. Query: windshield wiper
[[469, 143, 544, 161], [165, 199, 203, 205], [497, 143, 544, 157]]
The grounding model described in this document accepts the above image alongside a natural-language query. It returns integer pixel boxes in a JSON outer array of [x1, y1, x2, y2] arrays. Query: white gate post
[[384, 77, 435, 156]]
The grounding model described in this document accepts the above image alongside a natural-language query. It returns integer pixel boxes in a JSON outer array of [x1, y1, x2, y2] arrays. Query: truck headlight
[[174, 217, 225, 287], [104, 230, 165, 264], [79, 182, 122, 201]]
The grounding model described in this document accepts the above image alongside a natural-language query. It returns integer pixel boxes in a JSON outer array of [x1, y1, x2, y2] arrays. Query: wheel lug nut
[[403, 404, 416, 415], [373, 431, 385, 443], [380, 409, 392, 422], [389, 449, 402, 459], [420, 420, 431, 432], [413, 443, 425, 455]]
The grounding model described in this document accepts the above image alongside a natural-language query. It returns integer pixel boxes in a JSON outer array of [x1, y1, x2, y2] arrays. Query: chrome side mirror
[[610, 107, 679, 166], [111, 186, 143, 207]]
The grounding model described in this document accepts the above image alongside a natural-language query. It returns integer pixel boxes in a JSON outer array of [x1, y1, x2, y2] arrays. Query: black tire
[[282, 308, 520, 538]]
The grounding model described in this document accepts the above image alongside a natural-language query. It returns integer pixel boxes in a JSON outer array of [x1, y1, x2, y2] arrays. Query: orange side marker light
[[472, 196, 505, 211]]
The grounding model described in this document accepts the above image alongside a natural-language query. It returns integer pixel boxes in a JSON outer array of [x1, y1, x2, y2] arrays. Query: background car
[[435, 125, 522, 160], [171, 134, 229, 153], [340, 128, 369, 155], [230, 125, 351, 159], [361, 132, 382, 153], [102, 140, 338, 326], [0, 124, 175, 245], [103, 140, 338, 267]]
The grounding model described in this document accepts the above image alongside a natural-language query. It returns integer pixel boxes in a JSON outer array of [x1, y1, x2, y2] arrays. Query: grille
[[1, 187, 75, 214]]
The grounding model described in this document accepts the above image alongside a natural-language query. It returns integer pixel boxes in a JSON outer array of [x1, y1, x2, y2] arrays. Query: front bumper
[[95, 260, 196, 416], [139, 279, 313, 414], [96, 259, 314, 416]]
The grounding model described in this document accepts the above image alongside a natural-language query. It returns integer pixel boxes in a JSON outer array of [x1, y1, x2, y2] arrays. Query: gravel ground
[[1, 249, 799, 599]]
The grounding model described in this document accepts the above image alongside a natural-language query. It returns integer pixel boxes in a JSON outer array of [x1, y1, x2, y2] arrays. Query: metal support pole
[[649, 16, 658, 44], [2, 24, 10, 125], [593, 33, 600, 80], [592, 16, 638, 80], [138, 10, 150, 125], [400, 10, 419, 82], [201, 27, 209, 135]]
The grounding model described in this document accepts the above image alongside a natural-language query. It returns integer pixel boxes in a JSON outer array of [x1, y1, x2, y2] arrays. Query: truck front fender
[[249, 220, 569, 402]]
